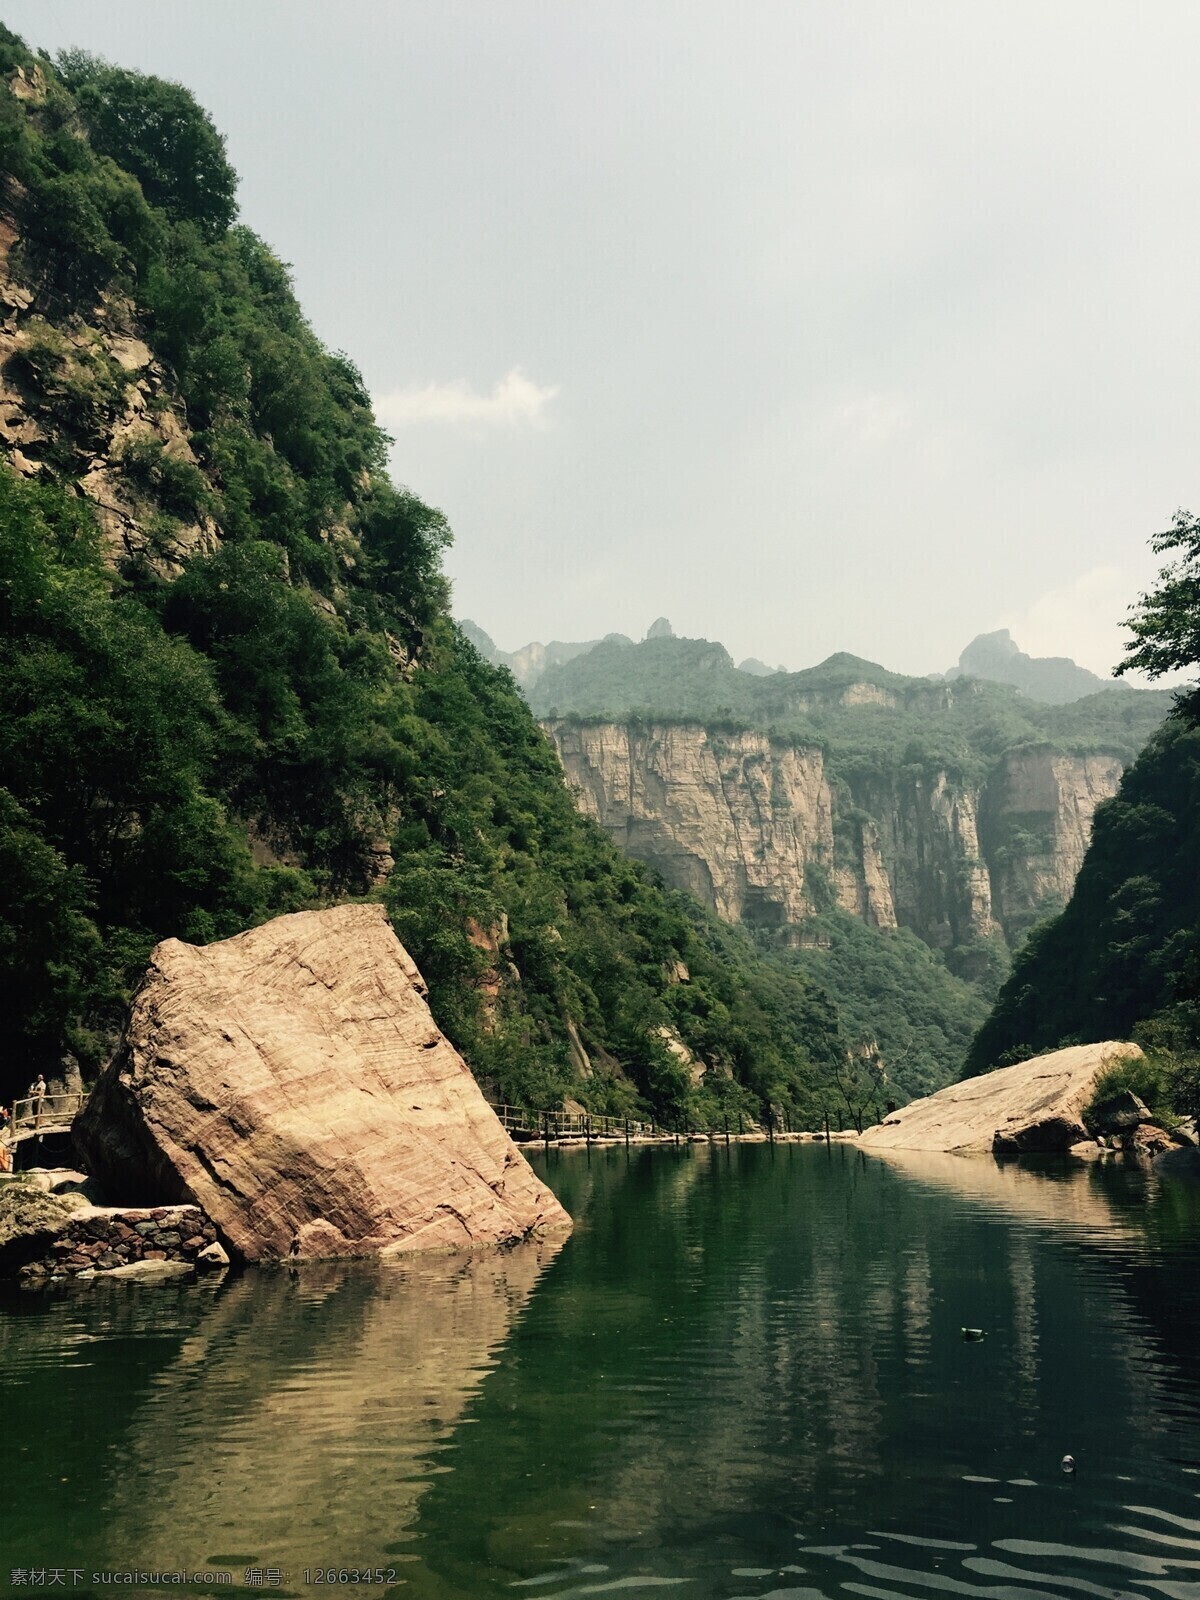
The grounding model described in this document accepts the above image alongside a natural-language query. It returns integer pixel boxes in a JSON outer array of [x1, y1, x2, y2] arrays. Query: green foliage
[[0, 23, 33, 76], [115, 433, 214, 520], [57, 53, 237, 235], [1116, 507, 1200, 716], [0, 785, 103, 1067], [966, 719, 1200, 1075], [970, 500, 1200, 1088], [0, 465, 314, 1084], [0, 61, 159, 308], [1083, 1052, 1178, 1132], [787, 912, 992, 1101]]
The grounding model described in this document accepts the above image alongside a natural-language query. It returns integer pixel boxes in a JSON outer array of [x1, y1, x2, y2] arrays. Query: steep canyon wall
[[544, 720, 1126, 953]]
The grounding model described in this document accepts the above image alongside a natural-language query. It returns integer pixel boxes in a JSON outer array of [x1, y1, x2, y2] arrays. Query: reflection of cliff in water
[[93, 1239, 564, 1573], [410, 1145, 1200, 1590]]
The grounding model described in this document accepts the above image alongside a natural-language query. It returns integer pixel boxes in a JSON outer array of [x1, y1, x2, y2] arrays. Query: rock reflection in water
[[7, 1143, 1200, 1600], [93, 1237, 563, 1574], [861, 1146, 1144, 1244]]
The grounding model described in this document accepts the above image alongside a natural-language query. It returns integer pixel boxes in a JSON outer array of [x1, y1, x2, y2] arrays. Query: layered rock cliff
[[545, 720, 1129, 952], [980, 747, 1125, 938], [547, 722, 835, 930]]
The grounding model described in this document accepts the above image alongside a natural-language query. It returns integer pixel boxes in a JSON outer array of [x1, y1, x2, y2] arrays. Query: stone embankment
[[0, 1170, 230, 1286], [18, 1203, 227, 1285]]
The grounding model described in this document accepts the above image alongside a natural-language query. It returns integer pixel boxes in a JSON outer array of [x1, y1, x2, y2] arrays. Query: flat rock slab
[[859, 1041, 1143, 1154], [75, 905, 571, 1262], [100, 1259, 195, 1282]]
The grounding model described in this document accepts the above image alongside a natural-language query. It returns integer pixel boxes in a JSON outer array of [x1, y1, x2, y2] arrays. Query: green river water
[[3, 1143, 1200, 1600]]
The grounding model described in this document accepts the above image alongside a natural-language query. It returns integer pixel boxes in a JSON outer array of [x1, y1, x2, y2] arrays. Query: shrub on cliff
[[56, 52, 237, 236]]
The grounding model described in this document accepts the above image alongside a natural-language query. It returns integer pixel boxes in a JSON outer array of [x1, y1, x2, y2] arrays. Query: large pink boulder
[[74, 905, 570, 1261]]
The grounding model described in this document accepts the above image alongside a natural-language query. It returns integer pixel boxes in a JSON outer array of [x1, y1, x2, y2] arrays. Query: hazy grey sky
[[9, 1, 1200, 679]]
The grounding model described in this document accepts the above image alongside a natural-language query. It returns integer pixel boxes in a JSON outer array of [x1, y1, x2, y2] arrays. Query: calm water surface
[[4, 1144, 1200, 1600]]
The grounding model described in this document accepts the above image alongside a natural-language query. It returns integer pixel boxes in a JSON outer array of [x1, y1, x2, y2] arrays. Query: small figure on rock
[[289, 1234, 301, 1258]]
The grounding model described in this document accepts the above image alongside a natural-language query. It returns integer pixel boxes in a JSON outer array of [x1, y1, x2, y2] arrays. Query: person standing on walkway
[[29, 1073, 47, 1127]]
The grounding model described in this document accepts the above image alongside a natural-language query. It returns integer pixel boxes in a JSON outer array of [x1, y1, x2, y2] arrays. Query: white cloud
[[1001, 565, 1153, 682], [374, 367, 559, 431], [821, 393, 910, 452]]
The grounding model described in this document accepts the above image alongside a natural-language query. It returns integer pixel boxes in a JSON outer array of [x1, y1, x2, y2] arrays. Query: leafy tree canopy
[[56, 52, 237, 235], [1117, 508, 1200, 717]]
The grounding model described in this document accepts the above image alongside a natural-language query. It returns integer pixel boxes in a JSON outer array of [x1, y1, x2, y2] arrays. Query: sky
[[8, 1, 1200, 681]]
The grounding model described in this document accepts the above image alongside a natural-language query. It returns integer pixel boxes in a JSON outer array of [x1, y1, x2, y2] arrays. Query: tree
[[58, 55, 237, 236], [834, 1039, 886, 1134], [1117, 509, 1200, 718]]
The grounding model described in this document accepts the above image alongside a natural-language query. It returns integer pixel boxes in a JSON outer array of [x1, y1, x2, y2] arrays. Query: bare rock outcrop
[[74, 905, 571, 1261], [984, 747, 1125, 933], [546, 720, 846, 930], [859, 1042, 1143, 1154]]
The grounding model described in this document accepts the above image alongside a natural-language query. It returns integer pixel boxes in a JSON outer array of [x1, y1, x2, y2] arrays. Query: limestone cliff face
[[546, 720, 1127, 951], [982, 746, 1125, 934], [830, 817, 897, 930], [846, 771, 992, 946], [547, 721, 837, 930]]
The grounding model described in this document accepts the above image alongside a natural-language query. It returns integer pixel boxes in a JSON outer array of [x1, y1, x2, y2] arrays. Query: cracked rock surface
[[74, 905, 571, 1261]]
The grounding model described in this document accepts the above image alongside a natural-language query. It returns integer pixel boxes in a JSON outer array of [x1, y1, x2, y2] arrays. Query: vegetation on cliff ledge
[[0, 29, 849, 1126]]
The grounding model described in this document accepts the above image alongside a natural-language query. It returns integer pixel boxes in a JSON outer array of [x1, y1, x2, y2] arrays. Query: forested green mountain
[[0, 30, 854, 1128], [527, 634, 1167, 771]]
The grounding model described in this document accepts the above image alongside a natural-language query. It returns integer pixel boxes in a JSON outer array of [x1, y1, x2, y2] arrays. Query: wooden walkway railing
[[489, 1103, 660, 1142], [7, 1092, 87, 1143]]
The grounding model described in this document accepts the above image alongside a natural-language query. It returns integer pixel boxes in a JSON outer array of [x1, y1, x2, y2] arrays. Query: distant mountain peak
[[815, 652, 888, 674], [456, 618, 631, 690], [951, 631, 1117, 705], [968, 628, 1021, 661], [646, 617, 674, 640]]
